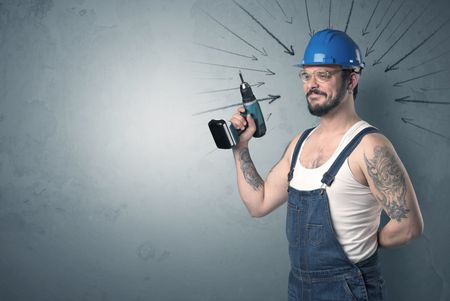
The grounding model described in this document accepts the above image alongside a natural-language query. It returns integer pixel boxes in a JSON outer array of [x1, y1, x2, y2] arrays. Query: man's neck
[[317, 96, 360, 135]]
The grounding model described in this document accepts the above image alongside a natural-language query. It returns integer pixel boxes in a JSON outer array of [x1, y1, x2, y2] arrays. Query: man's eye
[[301, 73, 310, 80], [317, 72, 330, 80]]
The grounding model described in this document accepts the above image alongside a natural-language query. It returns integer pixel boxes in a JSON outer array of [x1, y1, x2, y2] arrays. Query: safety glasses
[[299, 69, 351, 83]]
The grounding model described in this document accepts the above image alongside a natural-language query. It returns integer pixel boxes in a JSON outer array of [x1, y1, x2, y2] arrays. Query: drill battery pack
[[208, 119, 240, 149]]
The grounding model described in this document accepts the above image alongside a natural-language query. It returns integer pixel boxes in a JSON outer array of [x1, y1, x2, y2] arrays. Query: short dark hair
[[341, 69, 360, 100]]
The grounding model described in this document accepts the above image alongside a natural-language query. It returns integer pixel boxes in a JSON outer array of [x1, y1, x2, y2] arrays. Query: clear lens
[[316, 71, 331, 82], [299, 69, 345, 83], [299, 71, 311, 82]]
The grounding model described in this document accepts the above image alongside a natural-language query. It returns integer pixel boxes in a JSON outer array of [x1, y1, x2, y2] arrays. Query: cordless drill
[[238, 72, 266, 138], [208, 72, 266, 149]]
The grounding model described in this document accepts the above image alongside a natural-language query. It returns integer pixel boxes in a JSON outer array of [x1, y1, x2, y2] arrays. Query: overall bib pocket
[[306, 223, 324, 246]]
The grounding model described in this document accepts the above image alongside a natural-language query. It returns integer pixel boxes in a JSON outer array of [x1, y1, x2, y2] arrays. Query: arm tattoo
[[364, 145, 410, 222], [239, 147, 264, 191]]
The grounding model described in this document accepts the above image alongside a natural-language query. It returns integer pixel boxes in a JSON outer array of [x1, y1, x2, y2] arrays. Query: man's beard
[[306, 82, 347, 117]]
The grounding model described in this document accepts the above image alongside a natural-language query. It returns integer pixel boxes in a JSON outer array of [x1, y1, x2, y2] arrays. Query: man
[[230, 29, 424, 300]]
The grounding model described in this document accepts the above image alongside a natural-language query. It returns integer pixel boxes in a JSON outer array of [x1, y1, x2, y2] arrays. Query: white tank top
[[290, 120, 382, 263]]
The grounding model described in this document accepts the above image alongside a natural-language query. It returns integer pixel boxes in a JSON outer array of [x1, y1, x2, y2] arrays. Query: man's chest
[[299, 136, 341, 169], [298, 136, 368, 186]]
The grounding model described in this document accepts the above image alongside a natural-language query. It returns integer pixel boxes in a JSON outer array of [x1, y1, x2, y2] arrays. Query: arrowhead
[[268, 94, 281, 103], [266, 69, 276, 76], [401, 117, 413, 124], [256, 82, 265, 87], [394, 96, 410, 103], [284, 45, 295, 56], [362, 29, 369, 36], [372, 59, 382, 66], [285, 17, 293, 24], [365, 47, 374, 57], [251, 55, 258, 61], [384, 65, 398, 72], [393, 82, 402, 87], [261, 48, 268, 56]]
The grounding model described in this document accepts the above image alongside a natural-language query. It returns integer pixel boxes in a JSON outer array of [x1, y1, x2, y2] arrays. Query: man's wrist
[[233, 141, 249, 152]]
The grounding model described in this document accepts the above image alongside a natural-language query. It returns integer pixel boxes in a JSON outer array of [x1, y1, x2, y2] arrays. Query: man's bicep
[[262, 158, 290, 214], [361, 136, 411, 222]]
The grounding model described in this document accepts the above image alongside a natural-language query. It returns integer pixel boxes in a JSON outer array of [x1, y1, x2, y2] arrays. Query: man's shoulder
[[284, 132, 303, 163], [355, 130, 396, 163], [282, 129, 313, 165], [360, 131, 392, 148]]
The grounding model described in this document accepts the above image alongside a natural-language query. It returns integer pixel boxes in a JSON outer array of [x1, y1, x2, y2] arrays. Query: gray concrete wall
[[0, 0, 449, 300]]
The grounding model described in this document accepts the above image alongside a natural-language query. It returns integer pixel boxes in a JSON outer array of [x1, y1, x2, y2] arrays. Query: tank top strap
[[287, 127, 315, 184], [321, 127, 379, 187]]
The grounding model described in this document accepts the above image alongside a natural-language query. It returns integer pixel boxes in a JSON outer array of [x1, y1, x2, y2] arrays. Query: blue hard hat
[[299, 29, 364, 70]]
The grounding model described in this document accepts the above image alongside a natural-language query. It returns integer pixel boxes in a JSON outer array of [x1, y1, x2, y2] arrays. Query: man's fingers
[[246, 114, 256, 129], [230, 112, 247, 130]]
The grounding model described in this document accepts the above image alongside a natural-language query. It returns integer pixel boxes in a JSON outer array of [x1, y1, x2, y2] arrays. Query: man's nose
[[305, 75, 319, 89]]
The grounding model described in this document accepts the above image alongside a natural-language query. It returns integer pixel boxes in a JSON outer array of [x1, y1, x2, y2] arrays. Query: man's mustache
[[306, 88, 327, 98]]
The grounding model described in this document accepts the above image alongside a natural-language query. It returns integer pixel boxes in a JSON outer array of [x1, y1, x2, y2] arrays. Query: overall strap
[[287, 127, 315, 183], [321, 126, 379, 187]]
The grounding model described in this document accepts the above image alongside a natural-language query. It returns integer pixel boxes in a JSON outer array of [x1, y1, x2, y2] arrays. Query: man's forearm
[[378, 218, 422, 248], [232, 145, 265, 217], [236, 146, 264, 190]]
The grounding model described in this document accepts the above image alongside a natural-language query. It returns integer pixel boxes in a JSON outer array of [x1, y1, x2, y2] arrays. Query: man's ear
[[348, 72, 360, 90]]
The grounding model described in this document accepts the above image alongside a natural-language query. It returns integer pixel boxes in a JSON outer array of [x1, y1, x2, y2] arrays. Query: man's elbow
[[408, 220, 424, 241], [414, 222, 424, 239], [248, 208, 266, 218], [247, 204, 270, 218]]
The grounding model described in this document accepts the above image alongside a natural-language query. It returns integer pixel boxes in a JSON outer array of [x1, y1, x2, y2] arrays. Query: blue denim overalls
[[286, 126, 385, 301]]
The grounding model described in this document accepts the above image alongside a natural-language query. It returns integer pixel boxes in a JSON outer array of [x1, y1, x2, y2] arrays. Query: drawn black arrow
[[267, 94, 281, 104], [328, 0, 332, 28], [362, 0, 382, 35], [385, 18, 450, 72], [190, 61, 275, 75], [290, 0, 299, 15], [395, 96, 450, 105], [386, 8, 412, 41], [192, 102, 243, 116], [373, 3, 430, 66], [344, 0, 355, 33], [392, 70, 444, 87], [193, 77, 233, 80], [408, 48, 450, 71], [192, 94, 281, 116], [275, 0, 293, 24], [401, 118, 449, 140], [195, 42, 258, 61], [258, 0, 276, 20], [305, 0, 314, 36], [199, 7, 267, 57], [427, 31, 450, 53], [376, 0, 394, 29], [232, 0, 295, 55], [420, 87, 450, 92], [365, 0, 405, 57], [197, 82, 265, 94]]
